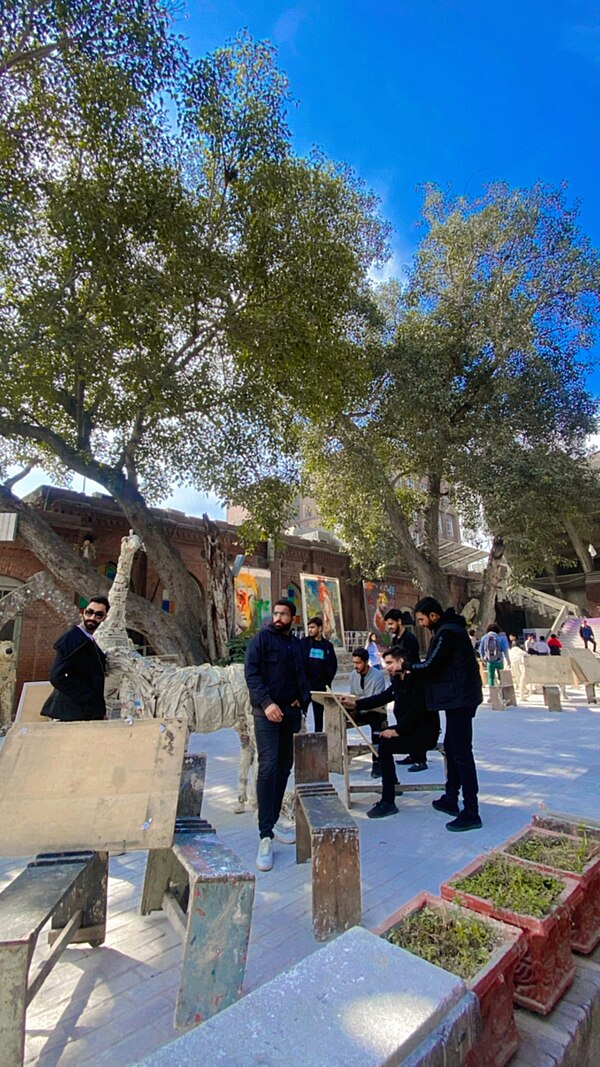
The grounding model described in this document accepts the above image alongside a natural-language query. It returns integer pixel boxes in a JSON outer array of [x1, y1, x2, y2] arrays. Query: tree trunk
[[0, 572, 80, 629], [564, 518, 594, 574], [0, 484, 187, 658], [478, 535, 506, 630], [386, 492, 451, 606], [204, 515, 235, 661]]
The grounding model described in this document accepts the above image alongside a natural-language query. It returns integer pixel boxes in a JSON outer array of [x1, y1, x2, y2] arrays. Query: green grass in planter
[[385, 905, 501, 980], [454, 856, 564, 918], [508, 831, 600, 874]]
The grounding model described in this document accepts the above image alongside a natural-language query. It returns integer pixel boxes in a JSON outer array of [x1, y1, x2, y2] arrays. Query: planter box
[[497, 825, 600, 956], [441, 853, 581, 1015], [374, 891, 524, 1067]]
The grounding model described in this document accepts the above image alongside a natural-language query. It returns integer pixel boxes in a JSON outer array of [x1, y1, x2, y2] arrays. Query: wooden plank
[[320, 696, 346, 775], [312, 826, 361, 941], [0, 860, 90, 942], [522, 655, 573, 687], [13, 682, 53, 725], [0, 719, 187, 856], [294, 733, 329, 785], [543, 685, 563, 712]]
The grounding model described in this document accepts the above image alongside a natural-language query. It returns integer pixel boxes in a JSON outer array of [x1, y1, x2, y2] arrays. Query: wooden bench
[[312, 689, 446, 808], [294, 734, 361, 941], [0, 851, 108, 1066]]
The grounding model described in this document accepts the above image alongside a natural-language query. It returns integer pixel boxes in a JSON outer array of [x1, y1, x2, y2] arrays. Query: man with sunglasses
[[41, 595, 110, 722]]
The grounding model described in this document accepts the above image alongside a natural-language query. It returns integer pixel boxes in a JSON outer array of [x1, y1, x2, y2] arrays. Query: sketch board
[[14, 680, 53, 724], [522, 655, 574, 687], [0, 718, 187, 856], [569, 649, 600, 685]]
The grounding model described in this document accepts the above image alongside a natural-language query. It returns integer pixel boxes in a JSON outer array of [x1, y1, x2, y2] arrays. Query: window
[[0, 575, 23, 649], [446, 516, 454, 538]]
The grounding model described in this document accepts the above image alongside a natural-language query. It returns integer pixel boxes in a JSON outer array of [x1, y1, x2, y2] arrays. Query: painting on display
[[234, 567, 272, 634], [363, 579, 409, 636], [300, 574, 345, 648]]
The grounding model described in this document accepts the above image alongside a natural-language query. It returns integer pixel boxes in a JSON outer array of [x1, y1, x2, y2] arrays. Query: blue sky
[[184, 0, 600, 385]]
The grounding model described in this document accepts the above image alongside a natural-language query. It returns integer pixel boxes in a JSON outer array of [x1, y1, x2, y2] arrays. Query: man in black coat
[[384, 608, 426, 772], [41, 595, 109, 722], [343, 645, 440, 818], [245, 599, 311, 872], [300, 615, 338, 732], [410, 597, 483, 832]]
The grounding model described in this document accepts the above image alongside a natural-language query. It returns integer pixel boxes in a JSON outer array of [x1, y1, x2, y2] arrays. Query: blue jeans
[[254, 706, 302, 838]]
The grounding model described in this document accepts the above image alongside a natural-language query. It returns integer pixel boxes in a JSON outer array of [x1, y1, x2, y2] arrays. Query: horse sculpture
[[98, 533, 258, 813]]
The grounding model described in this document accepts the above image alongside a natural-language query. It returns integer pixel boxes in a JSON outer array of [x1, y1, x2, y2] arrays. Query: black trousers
[[350, 709, 386, 763], [254, 706, 302, 838], [443, 707, 479, 817], [379, 733, 417, 804]]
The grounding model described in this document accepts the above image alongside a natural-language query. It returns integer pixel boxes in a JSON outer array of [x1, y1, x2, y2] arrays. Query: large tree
[[0, 16, 387, 660], [303, 183, 600, 623]]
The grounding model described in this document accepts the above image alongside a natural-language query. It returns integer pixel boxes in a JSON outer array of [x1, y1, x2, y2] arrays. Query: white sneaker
[[256, 836, 274, 871], [273, 822, 296, 845]]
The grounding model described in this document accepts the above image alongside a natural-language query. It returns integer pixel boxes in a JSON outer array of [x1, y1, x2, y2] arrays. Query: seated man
[[346, 647, 389, 778], [343, 646, 440, 818]]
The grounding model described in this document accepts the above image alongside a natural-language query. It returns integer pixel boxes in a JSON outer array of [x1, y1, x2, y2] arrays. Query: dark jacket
[[391, 628, 420, 665], [245, 623, 311, 716], [41, 625, 107, 721], [356, 671, 440, 751], [300, 635, 338, 691], [410, 609, 482, 712]]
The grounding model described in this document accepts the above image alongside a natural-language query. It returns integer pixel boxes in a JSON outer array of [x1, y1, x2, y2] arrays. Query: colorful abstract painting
[[234, 567, 272, 634], [300, 574, 345, 648], [363, 580, 406, 635]]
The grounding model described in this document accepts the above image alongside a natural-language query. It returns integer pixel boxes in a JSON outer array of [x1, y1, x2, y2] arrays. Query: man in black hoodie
[[245, 600, 311, 872], [410, 597, 483, 832], [384, 608, 427, 771]]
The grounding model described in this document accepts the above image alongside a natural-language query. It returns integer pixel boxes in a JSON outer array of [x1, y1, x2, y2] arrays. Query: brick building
[[0, 485, 472, 711]]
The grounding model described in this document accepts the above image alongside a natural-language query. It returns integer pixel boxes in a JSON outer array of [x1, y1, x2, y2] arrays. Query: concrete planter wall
[[497, 824, 600, 956], [373, 890, 524, 1067], [441, 853, 581, 1015]]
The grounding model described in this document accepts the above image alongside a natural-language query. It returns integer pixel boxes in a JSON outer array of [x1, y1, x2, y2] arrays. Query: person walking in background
[[41, 595, 109, 721], [478, 624, 510, 688], [301, 615, 338, 732], [410, 597, 483, 832], [245, 600, 311, 872], [547, 633, 562, 656], [579, 619, 597, 653], [366, 631, 382, 669], [347, 647, 389, 778]]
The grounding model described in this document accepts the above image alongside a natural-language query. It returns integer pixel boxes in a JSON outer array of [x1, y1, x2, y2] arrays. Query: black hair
[[414, 596, 444, 616], [382, 644, 405, 660], [384, 608, 403, 622], [488, 624, 500, 634], [273, 599, 296, 614], [308, 616, 323, 627], [87, 595, 109, 611], [351, 647, 369, 663]]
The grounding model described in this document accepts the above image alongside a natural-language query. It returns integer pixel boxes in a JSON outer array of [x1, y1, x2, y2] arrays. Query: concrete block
[[489, 686, 504, 710], [135, 926, 479, 1067]]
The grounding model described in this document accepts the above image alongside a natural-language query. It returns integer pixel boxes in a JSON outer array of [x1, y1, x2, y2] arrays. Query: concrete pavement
[[1, 689, 599, 1065]]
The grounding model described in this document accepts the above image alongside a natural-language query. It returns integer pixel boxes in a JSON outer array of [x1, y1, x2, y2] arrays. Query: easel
[[312, 689, 446, 808]]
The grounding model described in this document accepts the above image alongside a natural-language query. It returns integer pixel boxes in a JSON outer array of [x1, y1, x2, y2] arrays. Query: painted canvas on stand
[[300, 573, 345, 648], [235, 567, 272, 633]]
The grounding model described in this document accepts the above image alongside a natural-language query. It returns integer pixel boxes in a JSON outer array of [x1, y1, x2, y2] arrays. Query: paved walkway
[[2, 690, 600, 1066]]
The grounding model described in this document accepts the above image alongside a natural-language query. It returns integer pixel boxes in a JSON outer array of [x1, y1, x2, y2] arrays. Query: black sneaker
[[446, 812, 483, 832], [395, 755, 414, 765], [408, 762, 428, 773], [432, 796, 460, 816], [367, 801, 399, 819], [370, 762, 382, 779]]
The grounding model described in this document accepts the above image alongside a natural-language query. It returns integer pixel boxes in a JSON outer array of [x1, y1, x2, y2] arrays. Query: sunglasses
[[83, 609, 106, 619]]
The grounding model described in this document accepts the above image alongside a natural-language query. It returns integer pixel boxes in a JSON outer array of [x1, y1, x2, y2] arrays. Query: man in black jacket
[[384, 608, 427, 772], [343, 646, 440, 818], [41, 596, 109, 722], [244, 600, 311, 872], [410, 597, 483, 832], [301, 615, 338, 732]]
